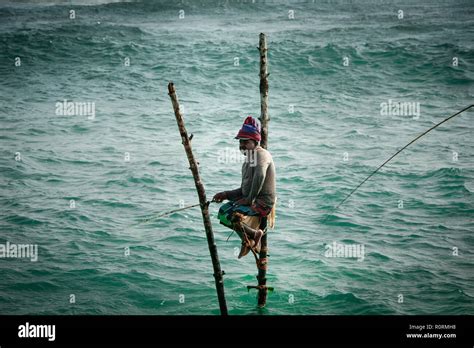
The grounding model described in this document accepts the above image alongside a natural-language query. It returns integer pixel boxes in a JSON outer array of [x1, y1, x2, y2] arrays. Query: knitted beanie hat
[[235, 116, 261, 142]]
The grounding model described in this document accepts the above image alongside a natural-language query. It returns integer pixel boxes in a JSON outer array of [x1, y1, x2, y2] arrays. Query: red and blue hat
[[235, 116, 261, 142]]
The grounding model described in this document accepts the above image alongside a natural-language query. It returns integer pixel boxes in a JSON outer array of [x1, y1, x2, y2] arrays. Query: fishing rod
[[325, 104, 474, 220], [135, 200, 216, 225], [135, 198, 237, 242]]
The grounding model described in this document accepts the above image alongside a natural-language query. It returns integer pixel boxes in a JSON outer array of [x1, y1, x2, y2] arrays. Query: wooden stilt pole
[[168, 82, 228, 316], [257, 33, 270, 307]]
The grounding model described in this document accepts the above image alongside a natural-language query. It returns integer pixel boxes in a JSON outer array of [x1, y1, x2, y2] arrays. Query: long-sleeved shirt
[[225, 146, 276, 216]]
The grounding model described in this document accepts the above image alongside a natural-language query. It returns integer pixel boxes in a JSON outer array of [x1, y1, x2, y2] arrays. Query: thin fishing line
[[325, 104, 474, 220], [133, 200, 215, 226]]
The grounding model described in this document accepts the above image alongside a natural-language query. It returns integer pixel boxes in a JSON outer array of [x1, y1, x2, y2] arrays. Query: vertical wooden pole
[[259, 33, 270, 150], [168, 82, 228, 316], [257, 33, 270, 307]]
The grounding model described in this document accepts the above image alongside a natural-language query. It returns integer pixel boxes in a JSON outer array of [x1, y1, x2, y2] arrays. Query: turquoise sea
[[0, 0, 473, 315]]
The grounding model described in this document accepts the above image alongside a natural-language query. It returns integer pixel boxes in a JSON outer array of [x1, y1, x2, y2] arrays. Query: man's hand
[[212, 192, 227, 203]]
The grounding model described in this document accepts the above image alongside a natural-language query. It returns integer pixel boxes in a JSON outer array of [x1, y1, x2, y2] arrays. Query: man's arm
[[222, 162, 246, 202], [225, 187, 243, 201], [246, 150, 270, 204], [212, 188, 242, 202]]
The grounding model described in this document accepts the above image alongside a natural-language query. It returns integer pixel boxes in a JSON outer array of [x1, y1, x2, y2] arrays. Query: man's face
[[239, 139, 256, 153]]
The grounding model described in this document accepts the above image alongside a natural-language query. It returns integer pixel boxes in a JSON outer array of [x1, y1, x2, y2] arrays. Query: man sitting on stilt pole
[[213, 116, 276, 259]]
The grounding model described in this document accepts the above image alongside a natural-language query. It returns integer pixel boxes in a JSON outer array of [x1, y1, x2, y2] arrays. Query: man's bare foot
[[238, 239, 255, 259]]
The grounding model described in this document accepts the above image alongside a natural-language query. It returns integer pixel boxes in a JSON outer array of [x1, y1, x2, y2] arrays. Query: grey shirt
[[226, 146, 276, 210]]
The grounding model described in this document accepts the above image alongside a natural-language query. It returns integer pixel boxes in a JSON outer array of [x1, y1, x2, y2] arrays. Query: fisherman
[[213, 116, 276, 258]]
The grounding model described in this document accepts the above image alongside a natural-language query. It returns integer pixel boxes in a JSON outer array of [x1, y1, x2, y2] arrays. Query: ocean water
[[0, 0, 473, 315]]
